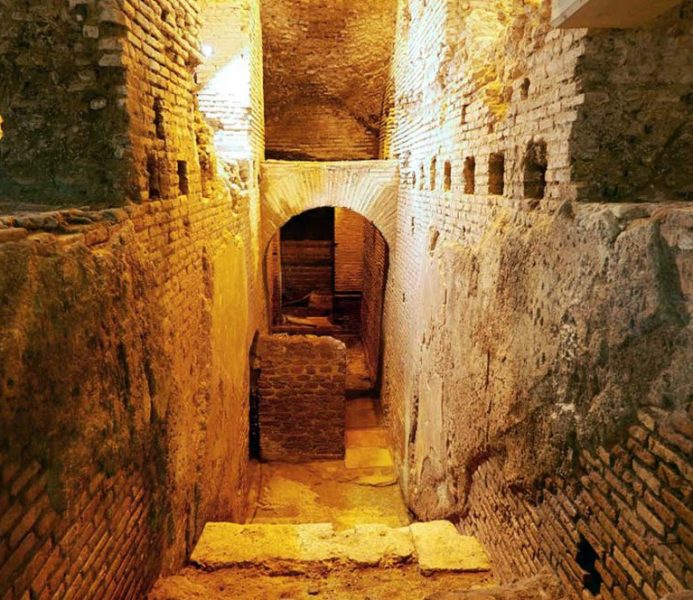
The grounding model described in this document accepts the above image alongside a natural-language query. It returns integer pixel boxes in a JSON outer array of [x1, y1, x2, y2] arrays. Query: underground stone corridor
[[1, 0, 692, 599], [150, 341, 499, 599]]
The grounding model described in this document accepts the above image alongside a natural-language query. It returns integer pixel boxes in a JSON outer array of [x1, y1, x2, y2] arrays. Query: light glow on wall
[[201, 51, 253, 158]]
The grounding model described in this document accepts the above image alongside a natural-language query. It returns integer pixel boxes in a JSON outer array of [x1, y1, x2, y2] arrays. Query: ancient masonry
[[0, 0, 692, 599], [256, 335, 347, 462]]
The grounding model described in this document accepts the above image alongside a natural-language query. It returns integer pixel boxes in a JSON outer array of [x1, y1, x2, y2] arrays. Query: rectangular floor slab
[[191, 522, 415, 572], [345, 447, 394, 469], [410, 521, 492, 574], [345, 427, 390, 448]]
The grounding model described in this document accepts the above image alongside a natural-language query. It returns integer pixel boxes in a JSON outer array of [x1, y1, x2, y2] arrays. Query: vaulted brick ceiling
[[261, 0, 397, 160]]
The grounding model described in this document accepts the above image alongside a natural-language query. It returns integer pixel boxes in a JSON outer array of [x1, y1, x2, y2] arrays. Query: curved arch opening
[[263, 205, 389, 389]]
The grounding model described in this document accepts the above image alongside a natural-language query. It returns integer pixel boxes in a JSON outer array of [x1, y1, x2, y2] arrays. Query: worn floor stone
[[411, 521, 492, 574], [346, 398, 380, 428], [190, 520, 492, 575], [425, 569, 566, 599], [252, 392, 409, 530], [345, 446, 395, 469], [190, 522, 415, 571], [149, 565, 497, 599]]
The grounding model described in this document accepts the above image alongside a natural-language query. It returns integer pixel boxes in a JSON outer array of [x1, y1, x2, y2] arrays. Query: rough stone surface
[[411, 521, 492, 574], [190, 522, 416, 572], [149, 564, 497, 599], [426, 569, 566, 600], [190, 520, 491, 575]]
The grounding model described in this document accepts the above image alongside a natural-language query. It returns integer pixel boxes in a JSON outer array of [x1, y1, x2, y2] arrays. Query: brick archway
[[260, 159, 399, 251]]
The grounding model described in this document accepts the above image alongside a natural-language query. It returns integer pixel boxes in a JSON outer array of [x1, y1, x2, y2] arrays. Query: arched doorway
[[251, 205, 404, 527], [263, 206, 389, 390]]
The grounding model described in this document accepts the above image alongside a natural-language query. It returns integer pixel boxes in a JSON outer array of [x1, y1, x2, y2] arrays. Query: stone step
[[190, 520, 491, 575]]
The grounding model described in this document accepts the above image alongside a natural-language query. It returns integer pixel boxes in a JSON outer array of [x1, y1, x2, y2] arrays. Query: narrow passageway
[[149, 345, 498, 600], [248, 341, 408, 530]]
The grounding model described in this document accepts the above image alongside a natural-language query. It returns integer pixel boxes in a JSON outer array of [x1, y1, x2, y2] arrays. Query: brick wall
[[0, 165, 265, 596], [570, 4, 693, 201], [0, 0, 267, 586], [198, 0, 265, 163], [335, 208, 366, 293], [360, 221, 388, 381], [0, 464, 155, 599], [260, 160, 399, 252], [122, 0, 204, 204], [377, 0, 693, 597], [261, 0, 396, 160], [280, 241, 334, 300], [256, 335, 346, 462], [461, 405, 693, 599], [266, 233, 282, 325]]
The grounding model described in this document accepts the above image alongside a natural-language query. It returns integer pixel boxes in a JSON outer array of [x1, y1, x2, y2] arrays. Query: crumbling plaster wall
[[261, 0, 397, 160], [379, 0, 693, 596]]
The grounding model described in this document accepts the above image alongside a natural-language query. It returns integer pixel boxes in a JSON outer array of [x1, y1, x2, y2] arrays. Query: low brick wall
[[257, 335, 347, 462]]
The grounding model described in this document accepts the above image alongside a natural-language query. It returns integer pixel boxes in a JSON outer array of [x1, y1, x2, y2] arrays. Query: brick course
[[256, 335, 346, 462], [461, 406, 693, 598]]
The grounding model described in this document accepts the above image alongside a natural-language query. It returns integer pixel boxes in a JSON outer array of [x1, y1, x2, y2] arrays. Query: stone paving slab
[[345, 447, 394, 469], [191, 522, 415, 571], [191, 520, 491, 575], [411, 521, 491, 574], [346, 427, 390, 448], [345, 398, 379, 428]]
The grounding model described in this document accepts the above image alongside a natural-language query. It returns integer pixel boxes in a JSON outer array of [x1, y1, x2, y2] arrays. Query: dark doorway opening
[[264, 206, 389, 391], [249, 332, 261, 459], [576, 535, 602, 596]]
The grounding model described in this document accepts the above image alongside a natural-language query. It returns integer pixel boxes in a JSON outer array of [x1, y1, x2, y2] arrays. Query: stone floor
[[149, 565, 498, 600], [249, 394, 405, 529], [148, 345, 509, 600]]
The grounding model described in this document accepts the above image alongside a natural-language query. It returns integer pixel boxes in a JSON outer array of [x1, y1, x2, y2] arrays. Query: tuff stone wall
[[261, 0, 397, 160], [378, 0, 693, 595], [256, 335, 346, 462]]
